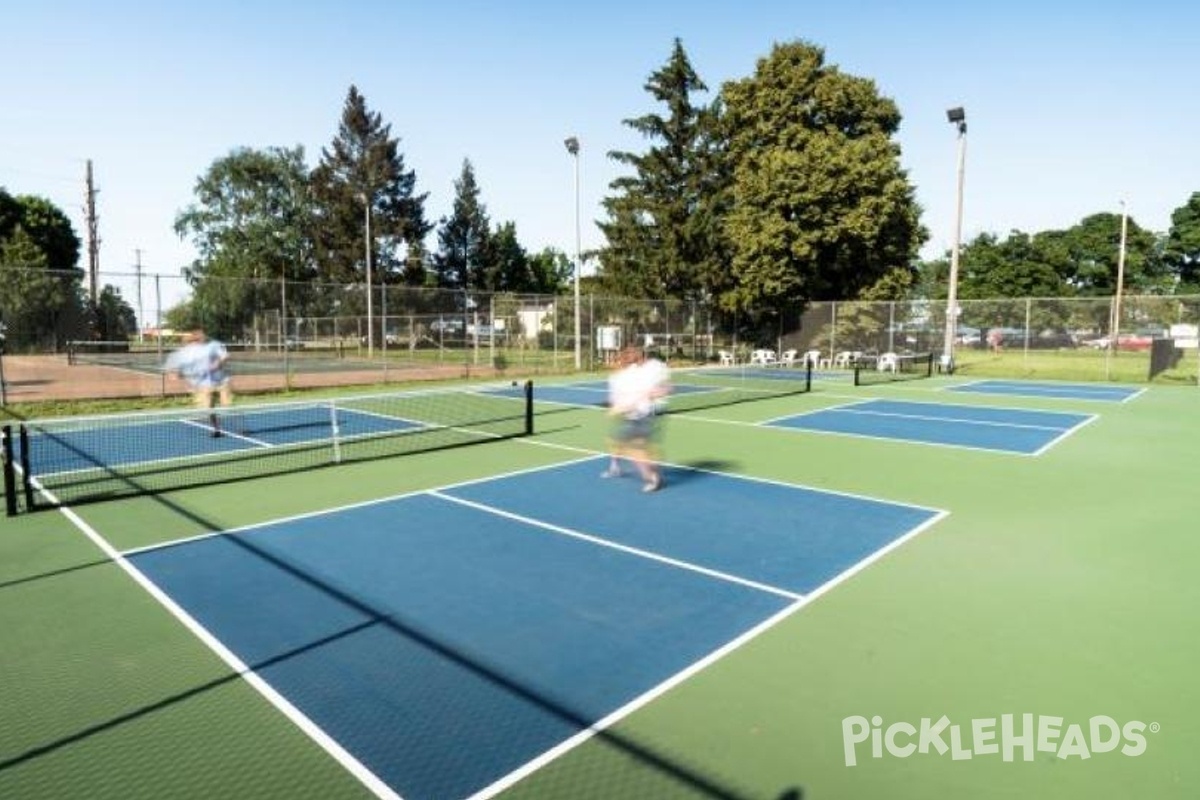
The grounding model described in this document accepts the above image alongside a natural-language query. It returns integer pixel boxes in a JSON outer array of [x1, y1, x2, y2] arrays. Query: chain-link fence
[[1, 266, 1198, 403]]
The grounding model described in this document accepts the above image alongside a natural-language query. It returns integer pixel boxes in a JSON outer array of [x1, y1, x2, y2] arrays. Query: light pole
[[363, 193, 374, 359], [564, 136, 582, 370], [942, 107, 968, 373], [1107, 200, 1129, 379]]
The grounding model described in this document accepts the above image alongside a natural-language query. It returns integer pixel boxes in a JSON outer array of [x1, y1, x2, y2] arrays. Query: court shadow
[[0, 557, 113, 592], [664, 458, 742, 486], [6, 487, 789, 800]]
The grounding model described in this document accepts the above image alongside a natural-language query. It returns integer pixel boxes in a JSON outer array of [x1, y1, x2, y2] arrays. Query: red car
[[1115, 333, 1154, 351], [1083, 332, 1155, 351]]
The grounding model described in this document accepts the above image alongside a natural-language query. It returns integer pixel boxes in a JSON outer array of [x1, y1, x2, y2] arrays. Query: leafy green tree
[[433, 160, 491, 291], [1163, 192, 1200, 292], [0, 191, 81, 271], [527, 247, 573, 294], [174, 146, 314, 339], [931, 232, 1068, 300], [311, 85, 431, 289], [599, 38, 729, 302], [163, 299, 200, 333], [0, 229, 78, 348], [720, 41, 925, 315], [92, 284, 138, 340], [0, 189, 25, 245], [1034, 213, 1164, 296], [0, 190, 86, 348]]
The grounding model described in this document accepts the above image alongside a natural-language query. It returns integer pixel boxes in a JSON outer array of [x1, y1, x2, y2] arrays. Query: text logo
[[842, 715, 1155, 766]]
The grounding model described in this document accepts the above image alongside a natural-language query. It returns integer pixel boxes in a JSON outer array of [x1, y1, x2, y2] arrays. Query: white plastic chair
[[878, 352, 899, 372], [750, 349, 776, 366], [718, 350, 735, 366]]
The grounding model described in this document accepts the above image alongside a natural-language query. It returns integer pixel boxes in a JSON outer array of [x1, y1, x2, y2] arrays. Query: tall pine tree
[[598, 39, 729, 302], [433, 160, 491, 291], [311, 86, 431, 288]]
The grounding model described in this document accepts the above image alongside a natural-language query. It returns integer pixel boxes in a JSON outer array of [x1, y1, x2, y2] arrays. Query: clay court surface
[[1, 354, 477, 403]]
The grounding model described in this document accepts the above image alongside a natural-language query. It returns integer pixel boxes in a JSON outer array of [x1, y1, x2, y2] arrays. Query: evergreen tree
[[598, 39, 728, 301], [1164, 192, 1200, 292], [311, 85, 431, 288], [92, 284, 138, 340], [488, 222, 532, 292], [433, 160, 491, 291]]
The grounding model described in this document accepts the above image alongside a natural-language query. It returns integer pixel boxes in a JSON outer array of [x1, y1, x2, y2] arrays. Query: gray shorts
[[613, 413, 658, 443]]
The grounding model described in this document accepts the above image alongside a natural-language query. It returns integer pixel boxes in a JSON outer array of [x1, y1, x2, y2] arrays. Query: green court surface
[[1, 374, 1197, 799]]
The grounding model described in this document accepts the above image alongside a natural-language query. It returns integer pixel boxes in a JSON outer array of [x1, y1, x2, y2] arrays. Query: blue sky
[[4, 1, 1197, 311]]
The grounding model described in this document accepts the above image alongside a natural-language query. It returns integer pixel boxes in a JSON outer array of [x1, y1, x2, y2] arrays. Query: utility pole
[[135, 249, 144, 342], [85, 160, 100, 304]]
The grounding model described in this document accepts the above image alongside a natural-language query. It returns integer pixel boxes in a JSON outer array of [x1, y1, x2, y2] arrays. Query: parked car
[[468, 323, 507, 343], [1081, 332, 1155, 351], [955, 326, 981, 346], [1032, 329, 1077, 349], [429, 318, 465, 334], [1115, 332, 1155, 351]]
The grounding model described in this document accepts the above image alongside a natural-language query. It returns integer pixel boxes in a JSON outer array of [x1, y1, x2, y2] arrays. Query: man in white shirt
[[165, 329, 233, 437], [603, 346, 670, 492]]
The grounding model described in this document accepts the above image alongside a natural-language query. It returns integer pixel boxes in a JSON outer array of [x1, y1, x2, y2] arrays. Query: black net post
[[19, 425, 34, 512], [2, 425, 15, 516], [524, 380, 534, 435]]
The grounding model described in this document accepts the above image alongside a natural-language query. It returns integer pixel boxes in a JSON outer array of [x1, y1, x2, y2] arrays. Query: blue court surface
[[947, 379, 1142, 403], [125, 457, 943, 800], [767, 398, 1095, 455], [26, 405, 423, 474]]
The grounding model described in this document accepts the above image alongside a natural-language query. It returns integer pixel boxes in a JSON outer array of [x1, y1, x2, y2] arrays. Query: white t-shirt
[[165, 340, 228, 388], [609, 358, 670, 419], [637, 357, 670, 416]]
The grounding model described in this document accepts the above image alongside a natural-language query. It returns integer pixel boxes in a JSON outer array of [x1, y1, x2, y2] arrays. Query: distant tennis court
[[767, 398, 1095, 455], [947, 379, 1142, 402]]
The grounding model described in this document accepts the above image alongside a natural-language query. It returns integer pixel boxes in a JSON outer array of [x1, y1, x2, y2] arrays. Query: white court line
[[1029, 412, 1101, 456], [470, 507, 949, 800], [44, 486, 402, 800], [428, 490, 803, 602], [121, 452, 604, 556], [181, 417, 273, 446], [514, 438, 944, 515], [946, 380, 1144, 403], [101, 437, 946, 799], [826, 406, 1085, 432]]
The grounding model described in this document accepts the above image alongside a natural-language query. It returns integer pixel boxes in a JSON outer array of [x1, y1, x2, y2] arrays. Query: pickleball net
[[67, 339, 352, 370], [664, 362, 813, 413], [853, 352, 934, 386], [6, 381, 533, 513]]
